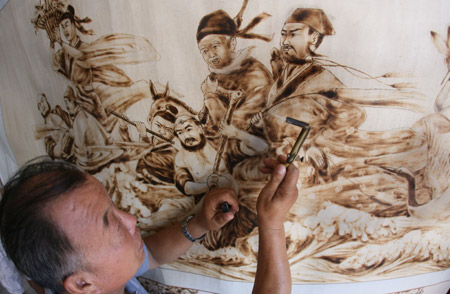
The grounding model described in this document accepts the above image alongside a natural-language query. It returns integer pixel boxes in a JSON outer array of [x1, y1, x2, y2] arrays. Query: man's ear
[[310, 31, 320, 46], [64, 272, 98, 294], [230, 37, 237, 52]]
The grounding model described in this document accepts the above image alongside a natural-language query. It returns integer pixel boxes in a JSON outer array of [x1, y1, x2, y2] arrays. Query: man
[[35, 93, 73, 160], [0, 155, 298, 294], [250, 8, 366, 184], [266, 8, 343, 105], [63, 85, 123, 173], [173, 115, 233, 197], [174, 115, 267, 197], [196, 5, 273, 141], [174, 115, 270, 250], [135, 108, 178, 185]]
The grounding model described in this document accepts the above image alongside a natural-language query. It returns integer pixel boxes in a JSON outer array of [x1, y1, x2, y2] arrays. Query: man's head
[[197, 10, 237, 70], [149, 110, 176, 143], [280, 8, 334, 63], [63, 86, 78, 116], [37, 93, 50, 118], [0, 157, 86, 292], [174, 115, 206, 151], [198, 34, 236, 70], [60, 5, 77, 43], [0, 157, 145, 293]]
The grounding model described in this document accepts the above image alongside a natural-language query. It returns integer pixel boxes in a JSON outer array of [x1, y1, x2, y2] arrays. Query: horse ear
[[162, 82, 170, 98], [149, 80, 158, 99]]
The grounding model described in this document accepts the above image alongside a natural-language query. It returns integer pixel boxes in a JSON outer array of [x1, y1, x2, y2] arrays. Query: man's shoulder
[[240, 56, 271, 74], [221, 56, 272, 87]]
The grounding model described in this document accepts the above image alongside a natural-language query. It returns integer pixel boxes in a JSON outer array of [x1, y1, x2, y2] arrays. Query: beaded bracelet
[[181, 215, 206, 242]]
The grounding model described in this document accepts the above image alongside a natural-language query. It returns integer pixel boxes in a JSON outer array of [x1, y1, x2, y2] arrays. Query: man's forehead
[[152, 115, 174, 125], [282, 22, 308, 31], [61, 19, 71, 25], [198, 34, 227, 47], [50, 176, 105, 211], [175, 120, 190, 130]]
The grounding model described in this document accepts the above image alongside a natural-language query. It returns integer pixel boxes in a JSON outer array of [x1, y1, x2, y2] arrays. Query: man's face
[[198, 34, 234, 70], [175, 119, 203, 147], [60, 18, 76, 43], [280, 23, 312, 62], [49, 176, 145, 292], [150, 115, 174, 142], [64, 97, 76, 116]]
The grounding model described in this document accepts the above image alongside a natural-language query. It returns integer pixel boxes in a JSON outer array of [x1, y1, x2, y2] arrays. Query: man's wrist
[[257, 216, 285, 231], [182, 215, 206, 242]]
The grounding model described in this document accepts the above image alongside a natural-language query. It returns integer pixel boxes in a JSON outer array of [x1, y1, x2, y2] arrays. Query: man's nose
[[118, 210, 137, 235], [159, 128, 167, 136]]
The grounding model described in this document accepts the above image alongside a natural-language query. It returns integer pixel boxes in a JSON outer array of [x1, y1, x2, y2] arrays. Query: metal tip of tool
[[285, 117, 310, 128], [221, 202, 230, 213]]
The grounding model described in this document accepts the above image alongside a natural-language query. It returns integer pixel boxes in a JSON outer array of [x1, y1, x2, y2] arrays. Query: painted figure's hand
[[208, 173, 236, 190], [53, 28, 62, 45], [250, 112, 264, 128], [134, 121, 147, 136], [219, 121, 238, 138], [270, 47, 284, 80], [258, 156, 299, 229], [192, 188, 239, 233], [305, 147, 326, 168], [201, 76, 218, 95], [48, 27, 58, 46]]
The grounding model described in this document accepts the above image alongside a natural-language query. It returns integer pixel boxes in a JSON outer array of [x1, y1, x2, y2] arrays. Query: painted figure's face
[[38, 95, 50, 117], [175, 119, 203, 147], [198, 34, 235, 70], [64, 97, 77, 116], [280, 23, 312, 62], [60, 18, 77, 43], [49, 176, 146, 293], [150, 115, 175, 141]]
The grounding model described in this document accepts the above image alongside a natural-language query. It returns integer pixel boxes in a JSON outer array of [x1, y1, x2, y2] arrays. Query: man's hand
[[145, 188, 238, 269], [257, 155, 299, 229], [219, 120, 239, 138], [305, 147, 327, 169], [189, 188, 239, 237], [250, 112, 264, 128], [134, 121, 147, 136], [253, 156, 299, 294]]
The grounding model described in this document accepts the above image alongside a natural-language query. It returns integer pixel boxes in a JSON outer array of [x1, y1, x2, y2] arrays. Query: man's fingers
[[277, 154, 287, 163], [260, 164, 286, 199], [259, 166, 273, 174], [263, 157, 278, 168]]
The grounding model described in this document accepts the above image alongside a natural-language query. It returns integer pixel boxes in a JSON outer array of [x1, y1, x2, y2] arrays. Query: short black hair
[[0, 156, 88, 293]]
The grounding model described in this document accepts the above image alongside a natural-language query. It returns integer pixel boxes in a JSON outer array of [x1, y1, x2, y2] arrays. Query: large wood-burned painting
[[1, 0, 449, 286]]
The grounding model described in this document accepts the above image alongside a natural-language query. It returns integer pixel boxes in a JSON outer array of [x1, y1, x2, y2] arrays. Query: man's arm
[[220, 122, 268, 155], [144, 188, 239, 269], [253, 156, 299, 294]]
